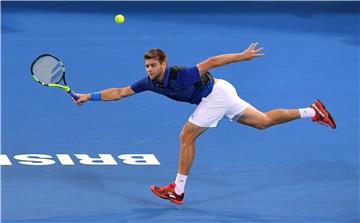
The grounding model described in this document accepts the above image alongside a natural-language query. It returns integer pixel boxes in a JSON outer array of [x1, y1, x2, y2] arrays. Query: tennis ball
[[115, 14, 125, 24]]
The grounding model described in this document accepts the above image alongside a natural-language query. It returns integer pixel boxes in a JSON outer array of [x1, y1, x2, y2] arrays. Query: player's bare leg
[[178, 121, 208, 175], [150, 121, 207, 204], [237, 105, 300, 129], [238, 99, 336, 129]]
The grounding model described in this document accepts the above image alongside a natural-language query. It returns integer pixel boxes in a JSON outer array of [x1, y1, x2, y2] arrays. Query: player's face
[[145, 59, 166, 81]]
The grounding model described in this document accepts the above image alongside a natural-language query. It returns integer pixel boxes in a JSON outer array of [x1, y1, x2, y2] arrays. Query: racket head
[[31, 54, 66, 86]]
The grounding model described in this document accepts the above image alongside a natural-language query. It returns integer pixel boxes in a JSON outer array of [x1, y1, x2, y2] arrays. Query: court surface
[[1, 2, 359, 223]]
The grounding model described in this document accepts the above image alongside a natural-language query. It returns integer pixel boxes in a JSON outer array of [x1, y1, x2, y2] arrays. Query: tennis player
[[75, 42, 336, 204]]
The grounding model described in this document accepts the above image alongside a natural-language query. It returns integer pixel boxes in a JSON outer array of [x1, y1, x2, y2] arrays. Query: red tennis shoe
[[310, 99, 336, 129], [150, 182, 184, 204]]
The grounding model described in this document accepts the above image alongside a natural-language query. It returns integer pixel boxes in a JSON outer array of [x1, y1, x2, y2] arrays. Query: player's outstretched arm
[[75, 86, 135, 105], [196, 42, 264, 75]]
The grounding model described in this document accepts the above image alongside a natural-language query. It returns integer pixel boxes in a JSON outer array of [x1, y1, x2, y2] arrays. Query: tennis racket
[[30, 54, 79, 101]]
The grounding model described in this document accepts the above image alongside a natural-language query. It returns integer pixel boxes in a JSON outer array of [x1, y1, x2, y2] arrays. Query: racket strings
[[32, 56, 64, 84]]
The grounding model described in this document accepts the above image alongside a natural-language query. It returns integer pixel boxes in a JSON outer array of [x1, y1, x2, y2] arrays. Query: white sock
[[174, 173, 187, 195], [299, 107, 316, 119]]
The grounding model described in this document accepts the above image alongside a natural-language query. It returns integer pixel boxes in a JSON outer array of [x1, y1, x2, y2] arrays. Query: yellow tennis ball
[[115, 14, 125, 24]]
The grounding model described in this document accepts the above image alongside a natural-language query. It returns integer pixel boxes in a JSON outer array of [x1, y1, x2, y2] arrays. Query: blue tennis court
[[1, 2, 359, 222]]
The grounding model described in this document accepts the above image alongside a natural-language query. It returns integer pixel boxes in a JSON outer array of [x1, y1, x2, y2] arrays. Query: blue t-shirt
[[131, 66, 214, 105]]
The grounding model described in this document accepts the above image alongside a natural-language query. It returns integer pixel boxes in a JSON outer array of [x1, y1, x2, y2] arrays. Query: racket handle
[[68, 90, 80, 101]]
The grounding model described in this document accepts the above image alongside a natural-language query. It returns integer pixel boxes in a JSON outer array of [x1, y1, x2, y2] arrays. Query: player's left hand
[[242, 42, 264, 60]]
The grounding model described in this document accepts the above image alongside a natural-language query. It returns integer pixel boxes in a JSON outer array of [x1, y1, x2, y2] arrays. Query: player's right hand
[[74, 93, 90, 105]]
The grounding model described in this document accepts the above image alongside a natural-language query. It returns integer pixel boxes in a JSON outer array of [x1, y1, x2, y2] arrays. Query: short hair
[[144, 48, 167, 64]]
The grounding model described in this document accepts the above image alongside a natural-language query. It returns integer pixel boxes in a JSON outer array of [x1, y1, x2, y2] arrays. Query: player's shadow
[[191, 160, 357, 205], [125, 207, 272, 223], [2, 26, 19, 33], [13, 207, 271, 223]]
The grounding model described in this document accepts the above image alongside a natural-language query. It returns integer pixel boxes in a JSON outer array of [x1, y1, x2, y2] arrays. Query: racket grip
[[68, 90, 80, 101]]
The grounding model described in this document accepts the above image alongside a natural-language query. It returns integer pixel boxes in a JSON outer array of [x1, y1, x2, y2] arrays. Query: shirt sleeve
[[175, 66, 201, 86], [130, 77, 149, 93]]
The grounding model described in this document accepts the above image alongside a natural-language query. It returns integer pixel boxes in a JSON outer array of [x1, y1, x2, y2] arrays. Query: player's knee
[[180, 129, 195, 145]]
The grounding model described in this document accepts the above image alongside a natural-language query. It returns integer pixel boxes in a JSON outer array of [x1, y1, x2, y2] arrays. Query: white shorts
[[188, 79, 250, 128]]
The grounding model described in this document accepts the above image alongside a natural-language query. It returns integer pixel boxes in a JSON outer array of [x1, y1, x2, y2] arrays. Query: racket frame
[[31, 54, 79, 100]]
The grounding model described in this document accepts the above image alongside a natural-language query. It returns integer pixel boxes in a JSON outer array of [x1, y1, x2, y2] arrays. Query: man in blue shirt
[[75, 42, 336, 205]]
